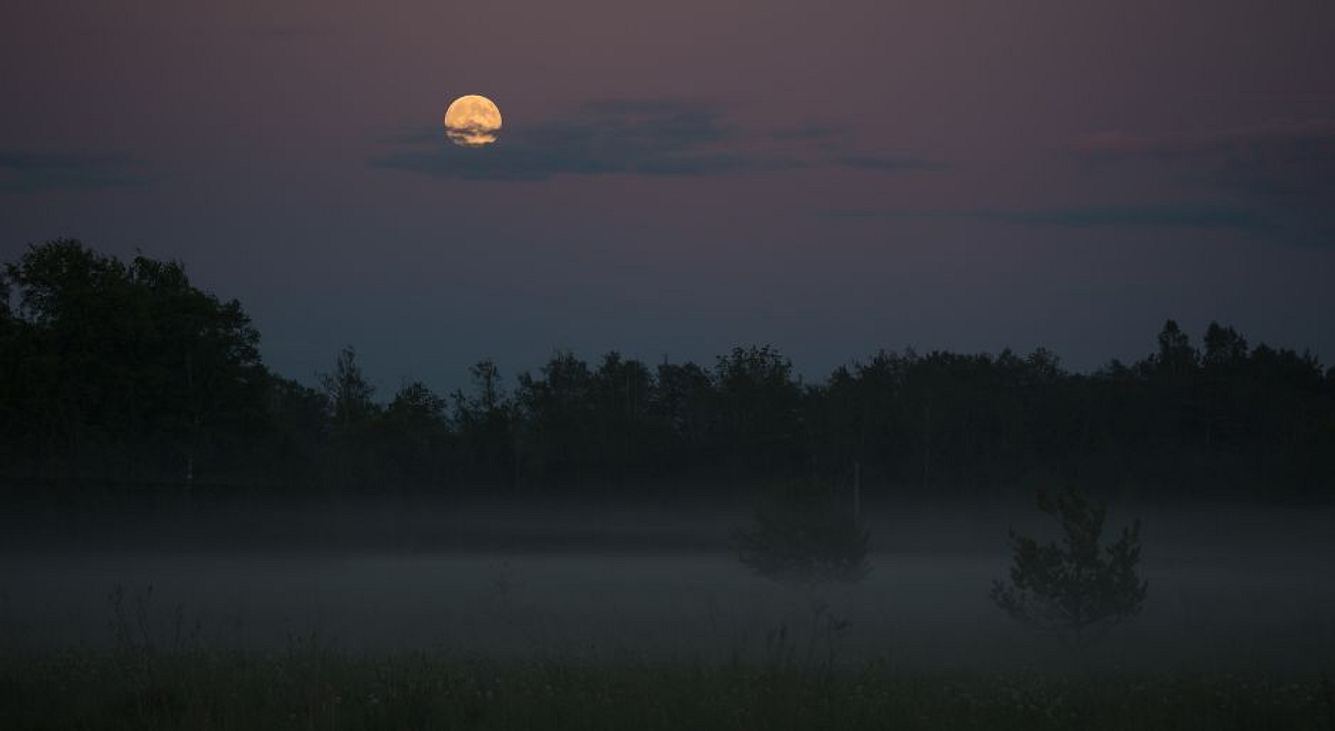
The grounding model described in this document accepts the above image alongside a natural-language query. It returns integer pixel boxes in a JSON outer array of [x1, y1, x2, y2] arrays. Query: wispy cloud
[[769, 123, 839, 142], [0, 150, 151, 194], [827, 122, 1335, 243], [374, 99, 793, 181], [1073, 120, 1335, 161], [834, 154, 948, 173], [824, 203, 1274, 232], [373, 99, 944, 182], [252, 25, 322, 41], [1072, 121, 1335, 244]]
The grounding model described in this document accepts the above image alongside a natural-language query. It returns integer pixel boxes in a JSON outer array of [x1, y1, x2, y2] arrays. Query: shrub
[[991, 486, 1147, 646], [737, 479, 870, 586]]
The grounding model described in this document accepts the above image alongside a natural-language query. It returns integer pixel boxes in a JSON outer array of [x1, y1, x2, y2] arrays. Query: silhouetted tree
[[316, 346, 382, 488], [590, 352, 655, 480], [715, 346, 804, 474], [650, 360, 717, 471], [1154, 319, 1198, 379], [515, 351, 596, 482], [0, 270, 11, 321], [260, 375, 328, 483], [321, 347, 376, 429], [2, 240, 265, 482], [376, 381, 450, 487], [0, 270, 16, 469], [126, 254, 266, 484], [453, 359, 516, 484]]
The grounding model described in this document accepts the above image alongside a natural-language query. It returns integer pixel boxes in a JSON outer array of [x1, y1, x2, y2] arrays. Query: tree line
[[2, 239, 1332, 499]]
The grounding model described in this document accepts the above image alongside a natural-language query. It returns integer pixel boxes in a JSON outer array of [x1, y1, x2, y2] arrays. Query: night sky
[[3, 0, 1333, 392]]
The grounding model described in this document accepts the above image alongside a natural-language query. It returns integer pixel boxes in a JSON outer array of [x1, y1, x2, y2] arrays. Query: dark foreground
[[3, 648, 1333, 730]]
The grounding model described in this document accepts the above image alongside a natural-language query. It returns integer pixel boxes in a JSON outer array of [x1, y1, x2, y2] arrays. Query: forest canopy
[[1, 239, 1332, 499]]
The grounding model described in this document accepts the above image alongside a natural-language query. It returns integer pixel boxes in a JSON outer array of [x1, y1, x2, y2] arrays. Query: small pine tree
[[991, 486, 1147, 647]]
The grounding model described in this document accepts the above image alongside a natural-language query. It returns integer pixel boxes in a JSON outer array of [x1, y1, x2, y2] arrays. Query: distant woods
[[1, 239, 1333, 499]]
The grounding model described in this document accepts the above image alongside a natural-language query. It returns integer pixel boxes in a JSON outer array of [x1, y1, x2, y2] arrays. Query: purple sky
[[3, 0, 1333, 392]]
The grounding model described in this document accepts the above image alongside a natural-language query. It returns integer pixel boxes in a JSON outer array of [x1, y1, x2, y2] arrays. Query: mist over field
[[4, 495, 1334, 677]]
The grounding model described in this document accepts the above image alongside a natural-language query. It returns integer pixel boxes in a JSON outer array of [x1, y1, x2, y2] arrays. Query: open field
[[4, 499, 1335, 728], [4, 499, 1335, 669], [4, 647, 1335, 730]]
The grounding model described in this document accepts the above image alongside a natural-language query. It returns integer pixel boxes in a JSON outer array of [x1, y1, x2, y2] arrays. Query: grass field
[[3, 645, 1334, 730]]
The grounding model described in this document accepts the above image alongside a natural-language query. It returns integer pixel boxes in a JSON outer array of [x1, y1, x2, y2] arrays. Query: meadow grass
[[2, 644, 1333, 730]]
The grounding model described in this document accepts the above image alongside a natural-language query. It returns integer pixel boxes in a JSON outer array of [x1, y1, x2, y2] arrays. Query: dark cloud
[[824, 203, 1274, 232], [1073, 121, 1335, 162], [374, 100, 942, 182], [834, 154, 947, 172], [769, 124, 839, 142], [0, 150, 150, 194], [819, 122, 1332, 243], [1073, 121, 1335, 244], [373, 99, 798, 181], [253, 25, 322, 41]]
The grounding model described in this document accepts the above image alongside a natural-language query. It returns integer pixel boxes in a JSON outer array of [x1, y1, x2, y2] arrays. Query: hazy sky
[[3, 0, 1333, 393]]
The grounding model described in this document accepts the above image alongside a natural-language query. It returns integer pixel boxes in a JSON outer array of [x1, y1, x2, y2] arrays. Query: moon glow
[[444, 95, 502, 147]]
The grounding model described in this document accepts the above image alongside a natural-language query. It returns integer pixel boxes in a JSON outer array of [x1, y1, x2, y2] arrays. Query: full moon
[[443, 94, 502, 147]]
